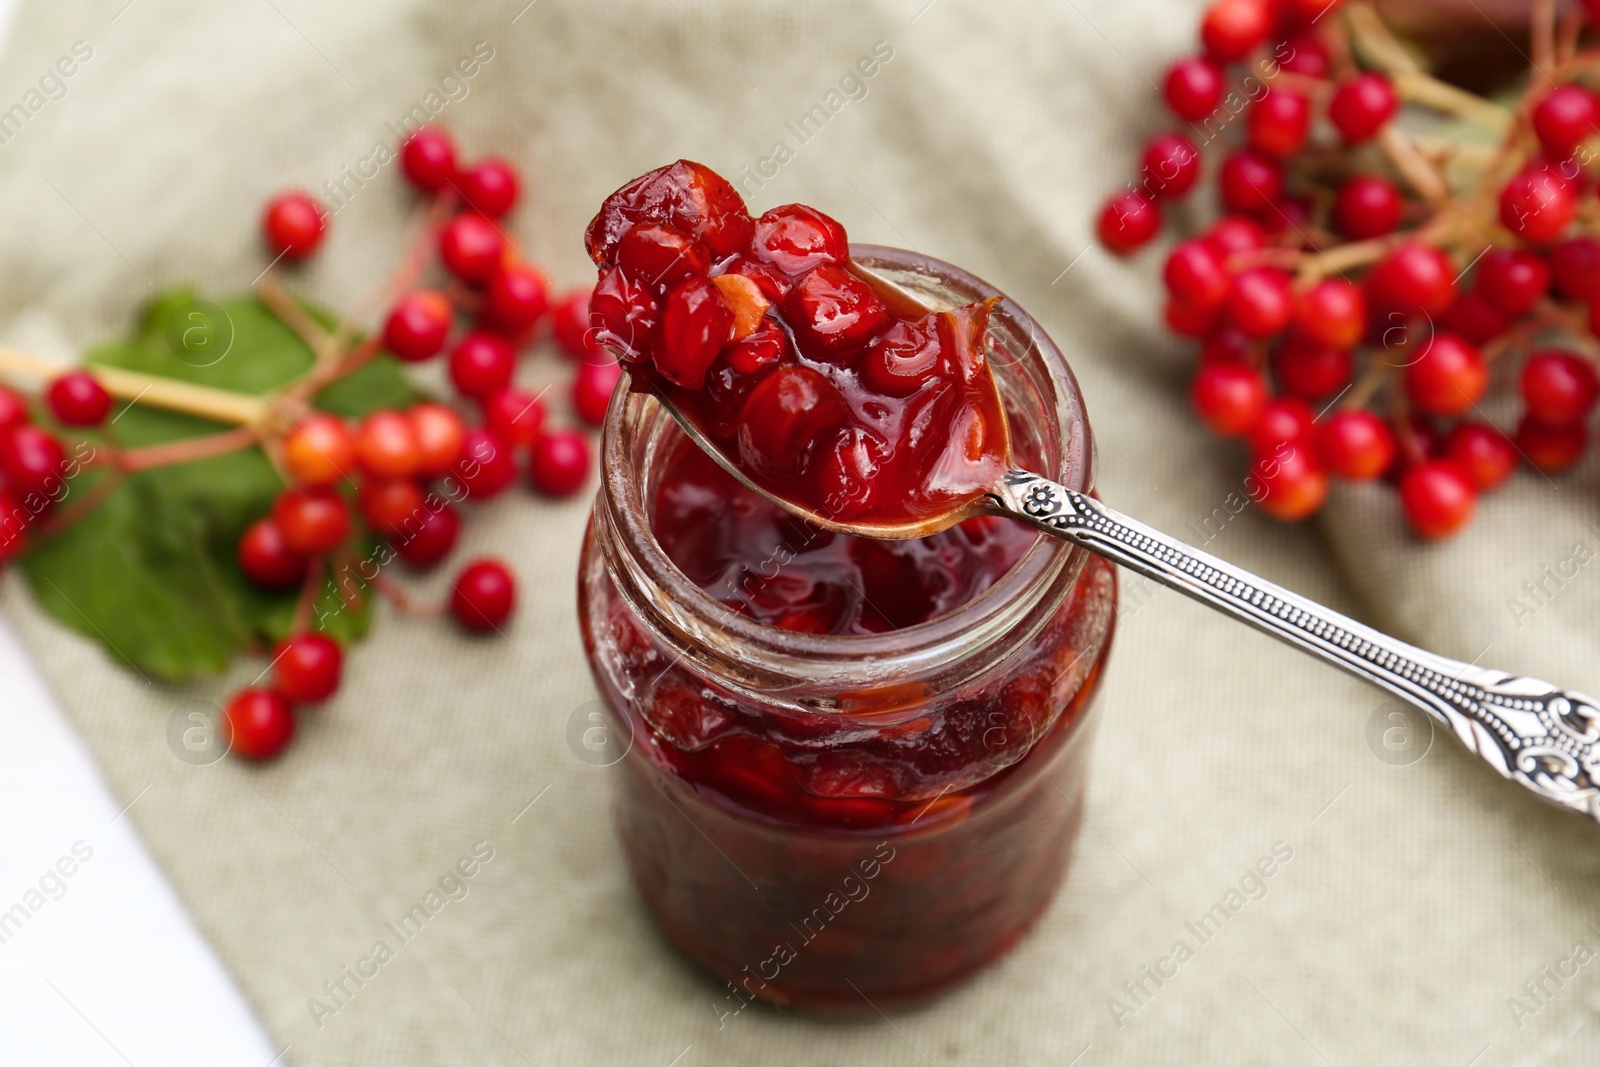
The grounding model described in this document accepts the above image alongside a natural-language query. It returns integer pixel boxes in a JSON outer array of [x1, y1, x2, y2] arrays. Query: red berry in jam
[[1275, 333, 1353, 398], [1515, 414, 1589, 472], [261, 192, 326, 259], [1532, 85, 1599, 160], [454, 428, 517, 499], [1191, 363, 1267, 436], [529, 429, 592, 497], [409, 402, 466, 477], [573, 359, 623, 427], [45, 371, 111, 426], [357, 477, 425, 535], [383, 290, 454, 362], [1475, 248, 1551, 318], [1200, 0, 1270, 62], [439, 212, 506, 284], [1332, 175, 1403, 240], [1247, 89, 1311, 158], [784, 264, 889, 357], [483, 262, 550, 333], [861, 319, 941, 398], [1163, 56, 1225, 121], [1254, 442, 1329, 521], [1552, 237, 1600, 301], [1225, 268, 1294, 339], [1317, 409, 1395, 480], [482, 387, 546, 450], [1328, 74, 1398, 144], [271, 486, 351, 555], [1140, 133, 1202, 199], [1399, 461, 1476, 538], [283, 413, 355, 487], [354, 409, 420, 479], [1365, 243, 1457, 318], [616, 223, 712, 292], [1500, 168, 1576, 244], [1443, 422, 1516, 490], [1096, 192, 1161, 254], [273, 634, 343, 703], [737, 365, 847, 479], [458, 157, 520, 217], [399, 126, 457, 193], [1405, 333, 1487, 416], [1295, 279, 1365, 350], [393, 501, 461, 567], [1521, 350, 1599, 425], [585, 159, 754, 268], [1217, 150, 1283, 215], [656, 277, 735, 387], [223, 688, 295, 761], [450, 558, 516, 632], [1164, 240, 1230, 310], [0, 424, 65, 500], [589, 267, 660, 365], [237, 518, 308, 590], [447, 330, 517, 399], [753, 204, 849, 274]]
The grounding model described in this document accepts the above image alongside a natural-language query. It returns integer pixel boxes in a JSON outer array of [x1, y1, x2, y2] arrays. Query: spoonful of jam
[[585, 160, 1600, 824]]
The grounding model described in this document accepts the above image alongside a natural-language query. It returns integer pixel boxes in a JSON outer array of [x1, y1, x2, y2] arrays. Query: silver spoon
[[651, 265, 1600, 824]]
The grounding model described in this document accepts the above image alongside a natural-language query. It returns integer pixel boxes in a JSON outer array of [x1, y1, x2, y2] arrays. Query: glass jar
[[577, 246, 1117, 1014]]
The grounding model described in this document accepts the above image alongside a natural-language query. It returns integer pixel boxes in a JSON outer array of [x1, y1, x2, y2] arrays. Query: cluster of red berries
[[0, 379, 93, 561], [222, 127, 620, 759], [1096, 0, 1600, 538]]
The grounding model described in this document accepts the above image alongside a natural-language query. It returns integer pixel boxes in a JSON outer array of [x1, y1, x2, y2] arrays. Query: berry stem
[[0, 345, 267, 426], [1341, 354, 1396, 411], [291, 554, 325, 636], [1532, 0, 1557, 75], [256, 271, 336, 358], [372, 571, 442, 617], [1376, 126, 1450, 207], [286, 194, 453, 404], [1391, 73, 1515, 134], [117, 425, 263, 472]]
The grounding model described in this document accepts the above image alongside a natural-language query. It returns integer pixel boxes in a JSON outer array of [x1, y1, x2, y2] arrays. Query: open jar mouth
[[595, 245, 1097, 706]]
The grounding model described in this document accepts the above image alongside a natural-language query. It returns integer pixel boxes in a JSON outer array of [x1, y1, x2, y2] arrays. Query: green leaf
[[19, 288, 418, 682]]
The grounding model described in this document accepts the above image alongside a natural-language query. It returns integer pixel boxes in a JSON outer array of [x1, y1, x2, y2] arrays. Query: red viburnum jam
[[585, 160, 1010, 527]]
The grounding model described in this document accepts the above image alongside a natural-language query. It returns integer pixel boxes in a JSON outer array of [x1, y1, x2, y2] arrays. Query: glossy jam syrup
[[585, 160, 1011, 527], [653, 440, 1033, 635]]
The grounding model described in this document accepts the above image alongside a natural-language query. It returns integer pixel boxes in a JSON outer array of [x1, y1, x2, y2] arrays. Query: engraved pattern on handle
[[992, 470, 1600, 821]]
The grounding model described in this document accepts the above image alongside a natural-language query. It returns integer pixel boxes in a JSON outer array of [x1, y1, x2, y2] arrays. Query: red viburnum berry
[[450, 558, 517, 632], [1328, 74, 1398, 144], [262, 192, 326, 259], [1096, 192, 1161, 254], [1399, 461, 1476, 538], [223, 688, 296, 761]]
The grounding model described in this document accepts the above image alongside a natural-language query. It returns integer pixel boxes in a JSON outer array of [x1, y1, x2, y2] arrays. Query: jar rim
[[595, 245, 1096, 695]]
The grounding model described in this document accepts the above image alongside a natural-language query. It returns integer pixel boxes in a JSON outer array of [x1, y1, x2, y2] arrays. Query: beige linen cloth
[[2, 1, 1599, 1063]]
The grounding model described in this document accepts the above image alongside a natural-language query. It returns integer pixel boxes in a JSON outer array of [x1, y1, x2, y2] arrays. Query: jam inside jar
[[578, 247, 1117, 1013]]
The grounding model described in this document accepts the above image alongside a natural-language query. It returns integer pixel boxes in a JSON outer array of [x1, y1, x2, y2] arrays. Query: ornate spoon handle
[[991, 470, 1600, 821]]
